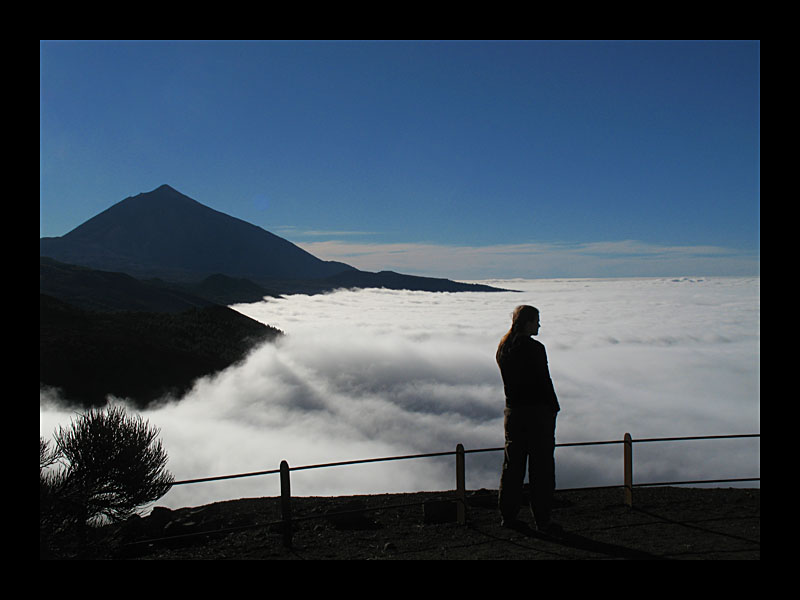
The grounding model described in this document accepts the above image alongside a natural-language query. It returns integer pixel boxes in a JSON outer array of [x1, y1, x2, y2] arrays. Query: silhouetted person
[[496, 305, 561, 534]]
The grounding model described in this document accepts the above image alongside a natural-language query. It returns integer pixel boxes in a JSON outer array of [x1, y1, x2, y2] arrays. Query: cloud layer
[[40, 277, 760, 511]]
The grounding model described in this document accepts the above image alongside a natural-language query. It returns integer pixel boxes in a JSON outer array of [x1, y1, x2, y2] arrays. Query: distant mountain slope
[[322, 270, 508, 293], [39, 184, 509, 294], [40, 294, 282, 408], [175, 273, 278, 305], [40, 257, 276, 312], [40, 184, 355, 283], [40, 257, 218, 313]]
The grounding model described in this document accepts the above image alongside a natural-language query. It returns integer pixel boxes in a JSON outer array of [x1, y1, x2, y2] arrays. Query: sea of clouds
[[40, 276, 760, 511]]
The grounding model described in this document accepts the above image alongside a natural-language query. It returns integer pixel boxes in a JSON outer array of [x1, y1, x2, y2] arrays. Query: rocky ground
[[73, 486, 759, 560]]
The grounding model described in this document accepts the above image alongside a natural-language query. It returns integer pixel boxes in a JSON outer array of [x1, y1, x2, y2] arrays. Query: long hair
[[497, 305, 539, 362]]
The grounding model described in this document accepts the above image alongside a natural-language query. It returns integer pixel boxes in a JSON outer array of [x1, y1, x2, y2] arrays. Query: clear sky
[[40, 40, 760, 279]]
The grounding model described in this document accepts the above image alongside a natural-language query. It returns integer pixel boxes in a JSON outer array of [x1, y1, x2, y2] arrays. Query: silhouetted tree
[[45, 405, 174, 526]]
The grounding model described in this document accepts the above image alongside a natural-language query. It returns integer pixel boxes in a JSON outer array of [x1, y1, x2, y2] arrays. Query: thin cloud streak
[[273, 226, 382, 238], [295, 239, 760, 279]]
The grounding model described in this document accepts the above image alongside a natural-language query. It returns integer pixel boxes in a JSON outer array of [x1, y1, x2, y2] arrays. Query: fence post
[[623, 433, 633, 508], [280, 460, 292, 547], [456, 443, 466, 525]]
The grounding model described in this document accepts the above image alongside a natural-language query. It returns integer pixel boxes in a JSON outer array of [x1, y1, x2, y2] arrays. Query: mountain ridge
[[40, 184, 354, 285]]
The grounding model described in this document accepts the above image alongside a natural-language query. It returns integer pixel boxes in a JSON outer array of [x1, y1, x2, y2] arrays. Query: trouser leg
[[498, 408, 526, 519], [529, 408, 557, 526]]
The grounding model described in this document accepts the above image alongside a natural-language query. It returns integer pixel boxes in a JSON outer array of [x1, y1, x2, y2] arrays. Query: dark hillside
[[40, 257, 218, 313], [40, 294, 282, 408], [159, 273, 279, 305], [41, 257, 276, 311]]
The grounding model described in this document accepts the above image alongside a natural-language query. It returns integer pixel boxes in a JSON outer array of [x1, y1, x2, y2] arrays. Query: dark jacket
[[497, 335, 560, 412]]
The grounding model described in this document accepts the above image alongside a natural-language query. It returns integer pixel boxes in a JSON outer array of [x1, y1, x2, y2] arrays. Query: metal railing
[[163, 432, 759, 548]]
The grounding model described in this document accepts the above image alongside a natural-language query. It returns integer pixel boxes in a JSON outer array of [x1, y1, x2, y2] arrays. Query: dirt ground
[[95, 485, 759, 560]]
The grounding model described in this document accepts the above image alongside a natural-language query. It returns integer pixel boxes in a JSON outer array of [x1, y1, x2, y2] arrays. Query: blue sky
[[40, 40, 759, 279]]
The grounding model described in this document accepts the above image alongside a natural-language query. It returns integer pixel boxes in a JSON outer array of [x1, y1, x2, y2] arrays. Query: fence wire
[[136, 432, 758, 550]]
